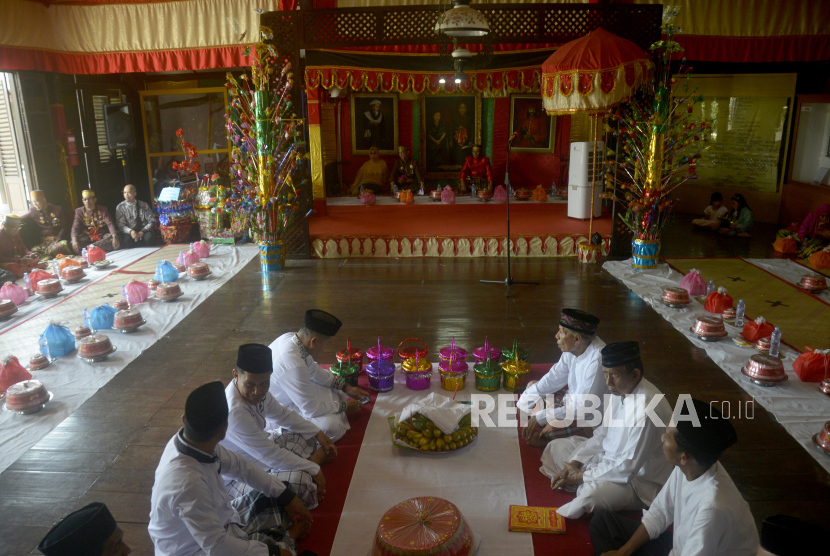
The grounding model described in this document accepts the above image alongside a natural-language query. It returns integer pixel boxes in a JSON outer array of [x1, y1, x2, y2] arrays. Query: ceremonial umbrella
[[541, 28, 653, 261]]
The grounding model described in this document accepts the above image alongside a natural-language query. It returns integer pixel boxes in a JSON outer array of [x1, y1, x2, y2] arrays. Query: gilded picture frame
[[421, 93, 482, 179], [350, 93, 399, 155], [508, 94, 556, 154]]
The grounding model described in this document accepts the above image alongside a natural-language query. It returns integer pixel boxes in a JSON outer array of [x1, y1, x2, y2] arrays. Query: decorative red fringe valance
[[305, 66, 541, 94]]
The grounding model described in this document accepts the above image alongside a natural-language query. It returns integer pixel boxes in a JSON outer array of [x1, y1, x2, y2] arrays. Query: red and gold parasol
[[541, 28, 653, 262]]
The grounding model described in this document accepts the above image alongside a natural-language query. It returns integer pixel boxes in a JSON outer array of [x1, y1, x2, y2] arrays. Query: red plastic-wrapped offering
[[372, 497, 475, 556]]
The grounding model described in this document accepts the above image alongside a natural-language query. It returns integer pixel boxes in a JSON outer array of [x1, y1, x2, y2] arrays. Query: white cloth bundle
[[397, 392, 471, 435]]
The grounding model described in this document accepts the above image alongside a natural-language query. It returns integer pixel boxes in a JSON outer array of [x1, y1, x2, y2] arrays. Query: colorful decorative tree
[[601, 6, 712, 268], [225, 26, 305, 270]]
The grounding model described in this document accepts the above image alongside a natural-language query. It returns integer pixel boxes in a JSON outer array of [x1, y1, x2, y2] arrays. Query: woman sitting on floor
[[350, 147, 389, 195], [719, 194, 754, 237], [797, 203, 830, 258], [775, 204, 829, 258]]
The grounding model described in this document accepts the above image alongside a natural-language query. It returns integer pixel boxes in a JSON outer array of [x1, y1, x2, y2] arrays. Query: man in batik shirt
[[71, 189, 120, 252]]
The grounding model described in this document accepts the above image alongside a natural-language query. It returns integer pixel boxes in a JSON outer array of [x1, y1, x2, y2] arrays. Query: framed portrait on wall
[[509, 94, 556, 153], [421, 93, 482, 178], [350, 93, 398, 155]]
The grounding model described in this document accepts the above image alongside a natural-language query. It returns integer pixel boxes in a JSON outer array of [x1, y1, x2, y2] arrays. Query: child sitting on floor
[[692, 192, 728, 231], [719, 193, 754, 237]]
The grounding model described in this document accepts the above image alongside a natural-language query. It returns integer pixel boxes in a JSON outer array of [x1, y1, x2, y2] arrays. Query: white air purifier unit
[[567, 141, 604, 219]]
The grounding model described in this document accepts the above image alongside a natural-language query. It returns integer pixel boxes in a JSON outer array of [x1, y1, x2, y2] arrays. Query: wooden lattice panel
[[304, 11, 378, 44], [284, 179, 311, 259], [483, 8, 539, 40], [383, 10, 439, 41]]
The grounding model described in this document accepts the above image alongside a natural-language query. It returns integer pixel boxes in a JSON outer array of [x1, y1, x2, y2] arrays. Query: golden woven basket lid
[[501, 356, 530, 377], [402, 357, 431, 373]]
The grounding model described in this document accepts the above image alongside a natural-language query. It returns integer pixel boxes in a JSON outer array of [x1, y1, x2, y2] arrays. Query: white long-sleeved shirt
[[641, 463, 759, 556], [149, 431, 294, 556], [517, 337, 607, 425], [269, 333, 345, 419], [569, 378, 674, 505], [221, 379, 321, 476]]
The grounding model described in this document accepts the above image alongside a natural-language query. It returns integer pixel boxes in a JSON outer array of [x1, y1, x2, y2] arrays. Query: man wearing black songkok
[[543, 341, 673, 519], [149, 382, 313, 556], [222, 344, 338, 510], [269, 310, 370, 441], [38, 502, 130, 556], [757, 514, 826, 556], [590, 399, 759, 556]]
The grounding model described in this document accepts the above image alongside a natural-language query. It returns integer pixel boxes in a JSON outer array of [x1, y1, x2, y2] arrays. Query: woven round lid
[[372, 497, 474, 556], [331, 360, 360, 377], [473, 357, 501, 376], [402, 357, 432, 373], [501, 357, 531, 377]]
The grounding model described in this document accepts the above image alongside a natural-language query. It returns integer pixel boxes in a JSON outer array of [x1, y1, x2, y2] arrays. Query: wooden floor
[[2, 213, 828, 555]]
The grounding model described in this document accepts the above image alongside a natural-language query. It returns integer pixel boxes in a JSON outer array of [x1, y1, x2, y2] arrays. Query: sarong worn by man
[[542, 341, 673, 519], [222, 344, 338, 509]]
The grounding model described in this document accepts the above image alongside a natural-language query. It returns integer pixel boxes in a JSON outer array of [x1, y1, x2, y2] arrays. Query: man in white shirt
[[38, 502, 131, 556], [542, 341, 673, 519], [222, 343, 338, 509], [269, 310, 370, 441], [149, 381, 313, 556], [519, 308, 607, 447], [590, 399, 759, 556]]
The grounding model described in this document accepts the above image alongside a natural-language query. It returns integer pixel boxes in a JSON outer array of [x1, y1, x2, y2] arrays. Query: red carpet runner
[[302, 364, 597, 555]]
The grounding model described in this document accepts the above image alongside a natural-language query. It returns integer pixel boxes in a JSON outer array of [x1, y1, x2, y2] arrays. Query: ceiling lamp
[[435, 0, 490, 38]]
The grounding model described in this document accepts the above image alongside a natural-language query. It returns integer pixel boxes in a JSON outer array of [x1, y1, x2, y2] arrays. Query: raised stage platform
[[310, 196, 612, 258]]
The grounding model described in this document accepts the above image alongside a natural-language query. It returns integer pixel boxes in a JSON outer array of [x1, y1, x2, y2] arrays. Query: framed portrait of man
[[421, 93, 482, 178], [350, 93, 398, 155], [509, 94, 556, 153]]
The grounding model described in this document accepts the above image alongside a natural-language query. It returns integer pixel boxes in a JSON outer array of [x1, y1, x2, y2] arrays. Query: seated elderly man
[[20, 190, 72, 258], [542, 341, 673, 519], [0, 214, 39, 278], [149, 382, 313, 556], [71, 189, 119, 253], [519, 309, 606, 447], [590, 399, 759, 556], [269, 310, 370, 442], [222, 343, 338, 510], [391, 145, 424, 195], [38, 502, 131, 556], [115, 184, 155, 248]]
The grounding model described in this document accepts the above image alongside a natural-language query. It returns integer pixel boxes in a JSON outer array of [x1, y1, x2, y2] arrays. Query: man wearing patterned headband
[[541, 341, 673, 519], [269, 310, 370, 441], [20, 190, 73, 259], [0, 213, 39, 278], [71, 190, 120, 253], [518, 308, 607, 447], [222, 344, 338, 510], [391, 145, 424, 195]]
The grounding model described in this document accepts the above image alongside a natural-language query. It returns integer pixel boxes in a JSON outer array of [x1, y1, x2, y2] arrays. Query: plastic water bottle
[[735, 299, 746, 327], [121, 285, 128, 301], [23, 272, 32, 294], [81, 248, 88, 262], [706, 280, 715, 295], [769, 327, 781, 357], [39, 334, 50, 359], [51, 260, 59, 277], [470, 182, 477, 198]]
